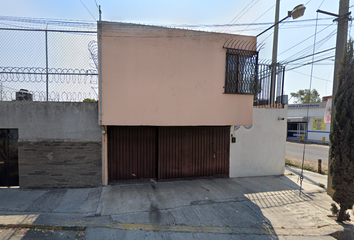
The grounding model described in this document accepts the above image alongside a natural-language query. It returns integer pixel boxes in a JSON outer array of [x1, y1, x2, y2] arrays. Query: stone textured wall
[[19, 141, 101, 188], [0, 102, 102, 188]]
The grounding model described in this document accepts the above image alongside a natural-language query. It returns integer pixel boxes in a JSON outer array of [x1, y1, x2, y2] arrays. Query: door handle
[[0, 161, 4, 164], [213, 153, 216, 158]]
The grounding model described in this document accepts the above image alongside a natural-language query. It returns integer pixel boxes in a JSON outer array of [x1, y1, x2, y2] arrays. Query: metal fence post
[[45, 28, 49, 101], [99, 5, 102, 125]]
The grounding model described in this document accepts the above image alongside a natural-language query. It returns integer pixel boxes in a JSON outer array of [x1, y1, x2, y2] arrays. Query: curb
[[287, 139, 329, 146], [0, 223, 86, 231], [0, 221, 352, 237]]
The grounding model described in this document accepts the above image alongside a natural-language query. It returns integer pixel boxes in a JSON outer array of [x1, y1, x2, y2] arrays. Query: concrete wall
[[0, 102, 102, 188], [230, 106, 287, 178], [100, 22, 255, 126]]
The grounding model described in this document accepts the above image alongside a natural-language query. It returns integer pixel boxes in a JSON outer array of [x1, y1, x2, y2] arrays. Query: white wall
[[230, 106, 287, 178], [287, 102, 326, 118]]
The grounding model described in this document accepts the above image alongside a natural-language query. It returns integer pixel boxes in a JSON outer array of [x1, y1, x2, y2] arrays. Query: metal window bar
[[254, 63, 285, 108], [224, 49, 259, 95]]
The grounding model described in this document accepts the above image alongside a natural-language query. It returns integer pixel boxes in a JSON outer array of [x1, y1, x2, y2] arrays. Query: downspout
[[98, 6, 107, 185]]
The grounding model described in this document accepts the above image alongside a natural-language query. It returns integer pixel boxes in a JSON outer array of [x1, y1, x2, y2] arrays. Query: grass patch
[[285, 159, 317, 173]]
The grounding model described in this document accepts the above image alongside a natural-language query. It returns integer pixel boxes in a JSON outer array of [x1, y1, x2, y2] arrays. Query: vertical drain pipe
[[98, 5, 107, 185]]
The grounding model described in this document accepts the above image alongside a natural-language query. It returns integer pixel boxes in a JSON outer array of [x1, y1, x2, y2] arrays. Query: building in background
[[287, 96, 332, 143]]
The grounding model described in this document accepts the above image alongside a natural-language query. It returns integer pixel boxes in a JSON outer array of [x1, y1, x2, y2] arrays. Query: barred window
[[224, 49, 259, 94]]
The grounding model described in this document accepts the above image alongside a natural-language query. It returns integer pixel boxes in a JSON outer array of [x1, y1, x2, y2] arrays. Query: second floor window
[[224, 49, 258, 94]]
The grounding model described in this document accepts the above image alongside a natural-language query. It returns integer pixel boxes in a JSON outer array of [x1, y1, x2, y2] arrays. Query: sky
[[0, 0, 351, 103]]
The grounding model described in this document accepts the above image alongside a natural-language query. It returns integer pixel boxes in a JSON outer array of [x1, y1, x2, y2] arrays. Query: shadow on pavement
[[0, 175, 334, 239], [286, 166, 327, 191]]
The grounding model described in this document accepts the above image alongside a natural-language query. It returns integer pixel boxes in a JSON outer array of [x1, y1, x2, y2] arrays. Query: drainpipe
[[98, 6, 108, 186]]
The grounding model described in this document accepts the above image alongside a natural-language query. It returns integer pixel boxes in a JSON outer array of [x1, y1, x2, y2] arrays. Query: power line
[[286, 55, 334, 71], [291, 70, 333, 82], [278, 22, 335, 56], [238, 4, 275, 34], [221, 0, 256, 32], [304, 0, 313, 5], [0, 15, 332, 31], [283, 47, 336, 64], [258, 18, 290, 46], [174, 18, 332, 28], [79, 0, 97, 21], [282, 29, 336, 63], [223, 0, 260, 32]]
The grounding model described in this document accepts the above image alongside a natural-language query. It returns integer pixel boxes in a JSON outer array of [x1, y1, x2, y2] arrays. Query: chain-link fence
[[0, 17, 98, 102]]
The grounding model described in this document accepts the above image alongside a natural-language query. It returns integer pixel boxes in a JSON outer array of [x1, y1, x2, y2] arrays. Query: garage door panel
[[158, 126, 229, 180], [108, 127, 157, 182]]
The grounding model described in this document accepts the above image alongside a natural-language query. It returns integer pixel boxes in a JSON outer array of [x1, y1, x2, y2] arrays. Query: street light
[[257, 3, 306, 106], [291, 4, 306, 20], [257, 4, 306, 37]]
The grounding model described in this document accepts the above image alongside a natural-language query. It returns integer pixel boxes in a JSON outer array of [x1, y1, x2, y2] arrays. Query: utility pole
[[327, 0, 350, 196], [270, 0, 280, 106]]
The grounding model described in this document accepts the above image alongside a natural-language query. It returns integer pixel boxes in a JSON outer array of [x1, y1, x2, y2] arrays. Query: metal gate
[[108, 126, 230, 182], [0, 129, 19, 186], [107, 127, 157, 182], [158, 126, 230, 180]]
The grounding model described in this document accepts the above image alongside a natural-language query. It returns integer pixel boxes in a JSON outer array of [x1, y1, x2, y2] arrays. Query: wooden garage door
[[158, 126, 230, 180], [108, 127, 157, 182]]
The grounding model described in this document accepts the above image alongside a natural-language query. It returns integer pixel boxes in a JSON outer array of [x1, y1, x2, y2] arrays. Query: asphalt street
[[286, 142, 329, 164]]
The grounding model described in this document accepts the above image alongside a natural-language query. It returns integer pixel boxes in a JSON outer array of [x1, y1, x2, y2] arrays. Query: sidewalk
[[0, 167, 353, 239]]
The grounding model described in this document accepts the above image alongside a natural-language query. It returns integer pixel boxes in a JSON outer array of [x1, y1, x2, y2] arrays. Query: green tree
[[290, 89, 321, 103], [329, 39, 354, 222]]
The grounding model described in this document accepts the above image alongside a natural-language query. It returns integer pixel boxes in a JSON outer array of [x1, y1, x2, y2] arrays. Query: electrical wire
[[286, 56, 334, 71], [304, 0, 313, 5], [221, 0, 256, 32], [282, 29, 336, 63], [223, 0, 260, 33], [278, 22, 335, 57], [283, 47, 335, 64], [79, 0, 97, 21], [290, 70, 333, 82], [238, 4, 275, 34], [0, 15, 332, 32], [258, 18, 290, 46], [318, 0, 326, 9], [299, 12, 320, 197]]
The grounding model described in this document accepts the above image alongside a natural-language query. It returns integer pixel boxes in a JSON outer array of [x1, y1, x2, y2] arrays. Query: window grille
[[224, 49, 259, 94]]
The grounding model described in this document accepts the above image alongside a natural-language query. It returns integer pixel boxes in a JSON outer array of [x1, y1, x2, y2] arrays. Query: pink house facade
[[99, 22, 261, 184]]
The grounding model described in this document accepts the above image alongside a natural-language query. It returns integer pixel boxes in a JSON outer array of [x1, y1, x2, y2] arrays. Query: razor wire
[[0, 67, 98, 102], [0, 27, 98, 102]]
